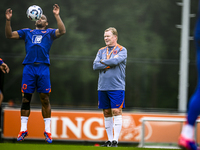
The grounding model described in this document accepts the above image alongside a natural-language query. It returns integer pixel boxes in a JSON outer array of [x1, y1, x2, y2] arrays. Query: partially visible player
[[93, 27, 127, 147], [178, 1, 200, 150], [5, 4, 66, 143], [0, 58, 10, 106]]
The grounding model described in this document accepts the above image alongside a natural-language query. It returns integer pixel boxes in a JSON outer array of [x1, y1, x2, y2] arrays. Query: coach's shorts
[[98, 90, 125, 109], [21, 64, 51, 93]]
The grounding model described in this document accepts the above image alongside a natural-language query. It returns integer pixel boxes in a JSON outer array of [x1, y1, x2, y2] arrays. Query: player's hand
[[5, 8, 12, 21], [53, 4, 60, 15], [0, 63, 10, 73]]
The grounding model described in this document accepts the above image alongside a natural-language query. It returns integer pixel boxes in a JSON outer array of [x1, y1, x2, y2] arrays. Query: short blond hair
[[105, 27, 118, 37]]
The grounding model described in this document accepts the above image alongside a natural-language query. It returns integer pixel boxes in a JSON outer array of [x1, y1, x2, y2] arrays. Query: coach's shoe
[[101, 141, 112, 147], [178, 135, 199, 150], [111, 140, 118, 147], [44, 131, 52, 144], [17, 130, 28, 141]]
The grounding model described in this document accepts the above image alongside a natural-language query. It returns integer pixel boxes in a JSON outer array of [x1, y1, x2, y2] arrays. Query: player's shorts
[[21, 63, 51, 93], [98, 90, 125, 109]]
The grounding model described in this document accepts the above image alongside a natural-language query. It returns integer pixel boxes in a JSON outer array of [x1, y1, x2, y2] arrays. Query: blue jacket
[[93, 44, 127, 91]]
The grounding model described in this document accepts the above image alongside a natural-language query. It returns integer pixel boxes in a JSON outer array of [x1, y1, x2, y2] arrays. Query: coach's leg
[[112, 108, 122, 144], [103, 109, 113, 143]]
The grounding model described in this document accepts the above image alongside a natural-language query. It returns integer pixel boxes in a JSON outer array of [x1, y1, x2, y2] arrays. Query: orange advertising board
[[3, 108, 200, 144]]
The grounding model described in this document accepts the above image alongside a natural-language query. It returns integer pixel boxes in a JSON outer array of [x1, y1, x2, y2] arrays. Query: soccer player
[[178, 1, 200, 150], [5, 4, 66, 143], [0, 58, 10, 106], [93, 27, 127, 147]]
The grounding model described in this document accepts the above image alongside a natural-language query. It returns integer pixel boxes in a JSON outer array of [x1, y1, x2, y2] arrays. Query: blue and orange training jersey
[[93, 44, 127, 91], [17, 28, 57, 65]]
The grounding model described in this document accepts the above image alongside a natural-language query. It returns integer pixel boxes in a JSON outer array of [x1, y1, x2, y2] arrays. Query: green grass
[[0, 143, 180, 150]]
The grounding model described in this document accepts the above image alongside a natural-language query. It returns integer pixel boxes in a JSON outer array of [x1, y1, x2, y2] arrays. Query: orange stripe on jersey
[[99, 46, 107, 51], [117, 44, 123, 51]]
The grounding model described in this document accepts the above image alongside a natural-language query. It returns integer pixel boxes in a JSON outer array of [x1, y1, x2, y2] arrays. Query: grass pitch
[[0, 143, 180, 150]]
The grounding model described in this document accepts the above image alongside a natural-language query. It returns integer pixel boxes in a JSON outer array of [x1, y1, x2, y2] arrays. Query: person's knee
[[112, 108, 122, 116], [21, 93, 32, 110], [103, 109, 112, 117], [40, 93, 50, 106]]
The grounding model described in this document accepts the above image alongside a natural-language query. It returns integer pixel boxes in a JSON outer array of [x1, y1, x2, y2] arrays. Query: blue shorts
[[98, 90, 125, 109], [21, 64, 51, 93]]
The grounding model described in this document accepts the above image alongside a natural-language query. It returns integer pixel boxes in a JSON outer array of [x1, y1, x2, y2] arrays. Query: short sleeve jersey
[[17, 28, 57, 65]]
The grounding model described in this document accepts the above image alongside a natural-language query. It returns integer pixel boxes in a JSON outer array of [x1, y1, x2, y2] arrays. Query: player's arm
[[0, 59, 9, 73], [5, 8, 19, 39], [101, 48, 127, 66], [53, 4, 66, 38], [0, 63, 10, 73]]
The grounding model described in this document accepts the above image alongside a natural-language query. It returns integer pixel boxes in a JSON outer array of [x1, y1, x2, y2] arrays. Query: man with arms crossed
[[93, 27, 127, 147], [5, 4, 66, 143]]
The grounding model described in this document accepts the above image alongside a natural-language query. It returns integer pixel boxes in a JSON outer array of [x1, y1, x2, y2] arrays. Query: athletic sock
[[104, 117, 113, 142], [113, 115, 122, 143], [20, 116, 28, 131], [44, 118, 51, 133], [181, 124, 194, 140]]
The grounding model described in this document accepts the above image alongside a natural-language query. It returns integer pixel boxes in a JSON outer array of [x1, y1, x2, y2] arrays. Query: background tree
[[0, 0, 198, 111]]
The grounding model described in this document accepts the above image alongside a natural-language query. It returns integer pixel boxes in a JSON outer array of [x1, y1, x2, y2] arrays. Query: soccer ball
[[26, 5, 43, 21]]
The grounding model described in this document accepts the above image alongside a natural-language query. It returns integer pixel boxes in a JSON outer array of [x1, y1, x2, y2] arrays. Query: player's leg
[[37, 64, 52, 143], [179, 89, 200, 150], [109, 90, 125, 147], [40, 93, 51, 126], [18, 65, 35, 141], [179, 1, 200, 149], [98, 91, 113, 147], [17, 93, 32, 141], [40, 93, 52, 143]]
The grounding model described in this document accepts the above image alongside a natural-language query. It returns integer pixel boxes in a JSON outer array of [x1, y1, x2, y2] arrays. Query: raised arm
[[53, 4, 66, 38], [5, 8, 19, 39]]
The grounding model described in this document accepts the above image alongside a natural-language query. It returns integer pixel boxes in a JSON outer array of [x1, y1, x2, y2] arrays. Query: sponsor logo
[[113, 50, 118, 55], [32, 35, 42, 43], [22, 84, 27, 90], [51, 117, 105, 139]]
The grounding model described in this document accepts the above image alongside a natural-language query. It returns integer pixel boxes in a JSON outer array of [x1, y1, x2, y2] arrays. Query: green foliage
[[0, 0, 198, 110]]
